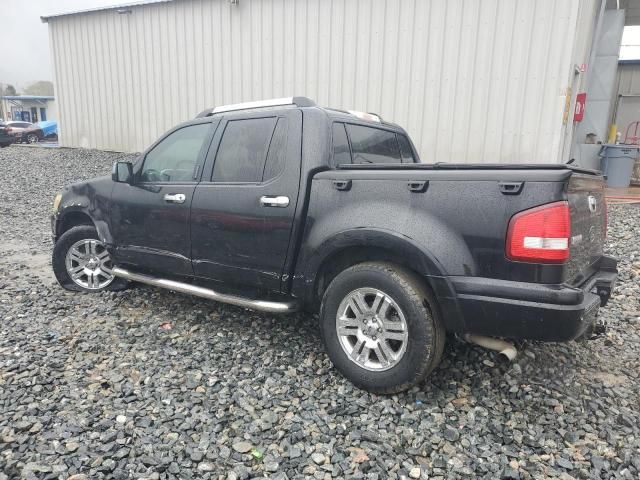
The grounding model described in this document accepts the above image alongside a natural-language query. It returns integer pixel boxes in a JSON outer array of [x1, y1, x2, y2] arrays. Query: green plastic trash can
[[599, 145, 639, 188]]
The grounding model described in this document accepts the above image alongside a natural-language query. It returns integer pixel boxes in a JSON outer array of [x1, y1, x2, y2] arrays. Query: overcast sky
[[0, 0, 133, 89], [1, 1, 640, 91]]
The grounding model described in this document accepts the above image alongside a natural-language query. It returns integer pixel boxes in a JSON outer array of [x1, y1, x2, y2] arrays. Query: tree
[[23, 81, 54, 96], [3, 84, 17, 96]]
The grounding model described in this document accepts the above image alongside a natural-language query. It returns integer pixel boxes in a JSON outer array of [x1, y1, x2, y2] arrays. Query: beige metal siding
[[49, 0, 587, 162]]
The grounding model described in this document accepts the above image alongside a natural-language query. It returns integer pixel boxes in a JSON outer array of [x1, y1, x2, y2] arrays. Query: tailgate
[[566, 173, 607, 284]]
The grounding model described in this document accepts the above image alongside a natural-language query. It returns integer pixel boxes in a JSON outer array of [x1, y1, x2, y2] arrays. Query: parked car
[[5, 120, 33, 139], [21, 120, 58, 144], [50, 97, 617, 393], [0, 122, 16, 147]]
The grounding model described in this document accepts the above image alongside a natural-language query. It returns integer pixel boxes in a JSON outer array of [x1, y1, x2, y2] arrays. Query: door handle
[[259, 195, 290, 207], [163, 193, 186, 204]]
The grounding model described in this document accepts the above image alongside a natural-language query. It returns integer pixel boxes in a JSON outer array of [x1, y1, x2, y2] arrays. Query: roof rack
[[196, 97, 316, 118], [347, 110, 383, 123]]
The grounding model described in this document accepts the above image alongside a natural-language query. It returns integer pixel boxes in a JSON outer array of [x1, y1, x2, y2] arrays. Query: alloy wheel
[[335, 288, 409, 371], [64, 239, 114, 290]]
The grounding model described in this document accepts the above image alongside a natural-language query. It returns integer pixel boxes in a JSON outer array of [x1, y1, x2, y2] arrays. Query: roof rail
[[196, 97, 316, 118], [347, 110, 383, 123]]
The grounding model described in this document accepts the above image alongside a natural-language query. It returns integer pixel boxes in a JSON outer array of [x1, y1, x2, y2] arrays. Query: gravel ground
[[0, 145, 639, 480]]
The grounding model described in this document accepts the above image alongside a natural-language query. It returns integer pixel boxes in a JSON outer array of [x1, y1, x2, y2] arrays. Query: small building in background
[[0, 96, 57, 124]]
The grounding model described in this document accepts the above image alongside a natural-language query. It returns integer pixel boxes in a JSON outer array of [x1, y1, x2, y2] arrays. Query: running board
[[112, 267, 299, 313]]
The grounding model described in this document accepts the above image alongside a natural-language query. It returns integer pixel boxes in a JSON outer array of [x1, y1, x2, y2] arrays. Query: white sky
[[0, 0, 134, 88], [1, 2, 640, 89], [620, 25, 640, 59]]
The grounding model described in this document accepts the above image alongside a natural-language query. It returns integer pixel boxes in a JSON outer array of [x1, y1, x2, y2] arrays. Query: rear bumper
[[449, 256, 618, 341]]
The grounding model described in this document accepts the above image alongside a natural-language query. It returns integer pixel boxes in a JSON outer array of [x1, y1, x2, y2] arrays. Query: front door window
[[140, 123, 211, 183]]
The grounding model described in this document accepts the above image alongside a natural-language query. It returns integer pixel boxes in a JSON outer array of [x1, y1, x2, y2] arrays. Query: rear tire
[[52, 225, 128, 292], [319, 262, 445, 394], [26, 133, 38, 144]]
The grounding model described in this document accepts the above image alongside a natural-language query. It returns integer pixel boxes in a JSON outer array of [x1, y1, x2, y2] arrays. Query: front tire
[[320, 262, 445, 394], [26, 133, 39, 144], [52, 225, 127, 292]]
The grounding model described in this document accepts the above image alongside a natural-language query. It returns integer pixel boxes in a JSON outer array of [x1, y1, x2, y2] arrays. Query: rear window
[[345, 124, 402, 164]]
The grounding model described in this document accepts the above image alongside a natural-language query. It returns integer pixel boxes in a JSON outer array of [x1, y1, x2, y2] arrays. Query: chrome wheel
[[336, 288, 409, 371], [64, 239, 114, 290]]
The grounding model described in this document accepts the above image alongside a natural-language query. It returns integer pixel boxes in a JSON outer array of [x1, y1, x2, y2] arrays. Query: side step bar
[[112, 267, 299, 313]]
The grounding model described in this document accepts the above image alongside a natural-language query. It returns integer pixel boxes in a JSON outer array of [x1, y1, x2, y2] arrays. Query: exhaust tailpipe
[[464, 334, 517, 361]]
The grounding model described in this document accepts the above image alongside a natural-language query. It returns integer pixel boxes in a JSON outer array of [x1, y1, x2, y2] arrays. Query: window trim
[[136, 121, 215, 185], [331, 121, 353, 167]]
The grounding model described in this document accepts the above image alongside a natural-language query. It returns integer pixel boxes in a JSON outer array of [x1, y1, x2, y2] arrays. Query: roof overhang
[[41, 0, 175, 22], [1, 96, 54, 101]]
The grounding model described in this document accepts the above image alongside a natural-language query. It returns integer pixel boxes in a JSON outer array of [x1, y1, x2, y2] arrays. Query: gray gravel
[[1, 145, 639, 480]]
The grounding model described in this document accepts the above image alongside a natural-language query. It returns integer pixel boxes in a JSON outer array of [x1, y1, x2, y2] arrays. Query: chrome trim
[[112, 267, 299, 313], [213, 97, 295, 114], [259, 195, 290, 207], [164, 193, 186, 204], [347, 110, 382, 123]]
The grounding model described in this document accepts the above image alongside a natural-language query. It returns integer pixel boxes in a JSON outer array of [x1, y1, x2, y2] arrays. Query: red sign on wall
[[574, 92, 587, 122]]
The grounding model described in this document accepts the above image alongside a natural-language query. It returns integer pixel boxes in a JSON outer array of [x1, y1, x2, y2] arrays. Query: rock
[[556, 457, 574, 470], [115, 415, 127, 424], [443, 426, 460, 442], [66, 442, 80, 452], [232, 441, 253, 453], [311, 452, 325, 464], [409, 467, 421, 479], [198, 462, 216, 472]]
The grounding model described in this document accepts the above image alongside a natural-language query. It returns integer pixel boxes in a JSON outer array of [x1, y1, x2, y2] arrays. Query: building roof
[[1, 96, 54, 101], [41, 0, 175, 22]]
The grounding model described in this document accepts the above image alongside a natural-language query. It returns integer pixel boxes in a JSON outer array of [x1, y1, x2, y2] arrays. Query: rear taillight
[[506, 201, 570, 263]]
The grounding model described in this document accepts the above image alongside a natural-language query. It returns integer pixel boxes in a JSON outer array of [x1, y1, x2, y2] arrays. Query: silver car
[[6, 121, 33, 139]]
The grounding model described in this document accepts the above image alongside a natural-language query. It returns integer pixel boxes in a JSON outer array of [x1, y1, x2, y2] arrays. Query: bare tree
[[23, 81, 53, 96]]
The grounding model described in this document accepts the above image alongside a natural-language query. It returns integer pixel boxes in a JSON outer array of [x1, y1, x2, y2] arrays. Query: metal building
[[43, 0, 625, 163]]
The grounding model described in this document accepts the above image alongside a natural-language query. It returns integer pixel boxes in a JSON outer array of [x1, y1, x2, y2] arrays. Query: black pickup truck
[[51, 97, 617, 393]]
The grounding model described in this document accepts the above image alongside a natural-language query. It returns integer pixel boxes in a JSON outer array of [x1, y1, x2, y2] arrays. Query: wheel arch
[[296, 228, 465, 332], [301, 229, 444, 302], [56, 209, 113, 246]]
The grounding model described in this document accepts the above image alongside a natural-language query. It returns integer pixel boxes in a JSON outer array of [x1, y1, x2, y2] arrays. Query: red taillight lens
[[506, 201, 570, 263]]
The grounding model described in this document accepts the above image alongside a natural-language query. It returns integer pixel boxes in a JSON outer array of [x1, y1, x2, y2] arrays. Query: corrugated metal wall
[[615, 63, 640, 95], [49, 0, 590, 163], [612, 63, 640, 141]]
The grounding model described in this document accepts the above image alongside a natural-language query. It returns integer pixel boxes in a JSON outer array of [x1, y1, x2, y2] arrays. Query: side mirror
[[112, 161, 133, 184]]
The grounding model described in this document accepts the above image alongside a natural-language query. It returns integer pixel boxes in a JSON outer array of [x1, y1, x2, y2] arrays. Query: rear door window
[[212, 117, 277, 182], [346, 124, 401, 164]]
